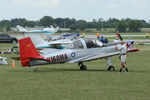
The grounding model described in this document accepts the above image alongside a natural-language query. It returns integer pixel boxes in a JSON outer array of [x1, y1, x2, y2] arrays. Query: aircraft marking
[[71, 52, 76, 58], [47, 53, 68, 63]]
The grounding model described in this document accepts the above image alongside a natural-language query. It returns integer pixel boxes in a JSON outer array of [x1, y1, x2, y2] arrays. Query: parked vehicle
[[0, 34, 18, 43]]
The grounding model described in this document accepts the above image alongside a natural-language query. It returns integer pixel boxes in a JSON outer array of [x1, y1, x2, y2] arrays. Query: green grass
[[0, 44, 150, 100]]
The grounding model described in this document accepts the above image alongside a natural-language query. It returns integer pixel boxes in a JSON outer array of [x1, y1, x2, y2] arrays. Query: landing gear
[[107, 65, 115, 71], [78, 62, 87, 70], [80, 65, 87, 70], [107, 57, 115, 71]]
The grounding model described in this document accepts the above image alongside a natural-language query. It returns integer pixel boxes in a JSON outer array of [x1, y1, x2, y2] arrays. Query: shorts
[[121, 55, 126, 62]]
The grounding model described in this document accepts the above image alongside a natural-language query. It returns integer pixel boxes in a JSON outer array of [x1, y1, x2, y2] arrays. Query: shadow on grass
[[9, 68, 149, 74], [9, 68, 111, 73]]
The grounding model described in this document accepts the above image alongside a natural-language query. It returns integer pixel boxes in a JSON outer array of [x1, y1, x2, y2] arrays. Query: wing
[[48, 39, 72, 45], [68, 51, 120, 63]]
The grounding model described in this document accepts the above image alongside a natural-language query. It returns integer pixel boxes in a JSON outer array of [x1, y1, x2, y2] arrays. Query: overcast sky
[[0, 0, 150, 22]]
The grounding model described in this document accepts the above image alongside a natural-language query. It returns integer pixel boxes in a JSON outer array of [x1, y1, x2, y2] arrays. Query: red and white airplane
[[18, 37, 139, 71]]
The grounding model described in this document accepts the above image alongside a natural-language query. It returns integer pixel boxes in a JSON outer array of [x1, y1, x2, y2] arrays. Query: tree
[[116, 21, 128, 32], [0, 20, 10, 27], [70, 25, 77, 31], [54, 18, 64, 28], [10, 18, 29, 27], [128, 20, 143, 32], [39, 16, 53, 27], [5, 25, 11, 31]]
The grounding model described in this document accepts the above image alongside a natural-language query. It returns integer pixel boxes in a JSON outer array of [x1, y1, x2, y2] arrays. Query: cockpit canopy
[[67, 38, 103, 49]]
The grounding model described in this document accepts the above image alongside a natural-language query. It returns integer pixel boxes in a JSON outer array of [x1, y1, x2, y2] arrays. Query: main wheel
[[107, 65, 115, 71], [80, 65, 87, 70]]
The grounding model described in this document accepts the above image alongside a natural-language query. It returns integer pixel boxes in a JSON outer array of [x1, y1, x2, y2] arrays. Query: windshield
[[66, 39, 103, 49], [85, 39, 103, 48]]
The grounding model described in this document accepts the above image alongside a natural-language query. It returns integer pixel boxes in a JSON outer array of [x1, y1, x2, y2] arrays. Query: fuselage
[[29, 39, 121, 66]]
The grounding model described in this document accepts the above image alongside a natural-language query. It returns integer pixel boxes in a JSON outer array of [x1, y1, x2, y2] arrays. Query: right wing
[[68, 51, 120, 63]]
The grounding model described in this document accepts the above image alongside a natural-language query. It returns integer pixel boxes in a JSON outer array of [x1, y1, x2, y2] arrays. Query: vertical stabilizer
[[19, 37, 44, 67]]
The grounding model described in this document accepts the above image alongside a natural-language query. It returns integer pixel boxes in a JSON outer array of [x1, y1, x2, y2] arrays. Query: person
[[115, 41, 128, 72], [126, 37, 134, 50], [114, 37, 120, 44], [99, 36, 105, 43], [82, 33, 85, 38], [97, 32, 100, 40], [146, 33, 149, 39]]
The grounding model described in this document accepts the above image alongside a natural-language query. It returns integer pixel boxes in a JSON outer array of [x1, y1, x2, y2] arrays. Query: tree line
[[0, 16, 150, 32]]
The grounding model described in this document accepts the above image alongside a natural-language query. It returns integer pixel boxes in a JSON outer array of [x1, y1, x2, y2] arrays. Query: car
[[0, 34, 18, 43]]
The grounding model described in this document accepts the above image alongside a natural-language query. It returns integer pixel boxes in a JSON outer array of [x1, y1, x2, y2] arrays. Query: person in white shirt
[[114, 37, 120, 44], [115, 41, 128, 72]]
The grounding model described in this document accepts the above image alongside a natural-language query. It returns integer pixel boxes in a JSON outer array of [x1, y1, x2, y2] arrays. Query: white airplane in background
[[16, 25, 59, 34], [26, 34, 72, 49], [17, 25, 70, 49]]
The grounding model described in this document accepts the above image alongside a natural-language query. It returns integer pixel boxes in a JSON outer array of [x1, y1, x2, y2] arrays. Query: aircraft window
[[74, 40, 83, 49], [86, 40, 103, 48], [66, 40, 83, 49], [95, 40, 103, 47]]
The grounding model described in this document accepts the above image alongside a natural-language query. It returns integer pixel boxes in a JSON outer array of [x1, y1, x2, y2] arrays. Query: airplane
[[18, 37, 139, 71], [0, 56, 8, 65], [25, 34, 72, 49], [16, 25, 59, 34], [50, 33, 80, 40]]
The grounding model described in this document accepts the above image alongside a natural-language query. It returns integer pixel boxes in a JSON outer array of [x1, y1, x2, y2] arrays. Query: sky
[[0, 0, 150, 22]]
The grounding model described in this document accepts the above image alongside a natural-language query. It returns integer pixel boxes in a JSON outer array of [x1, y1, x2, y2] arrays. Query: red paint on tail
[[19, 37, 44, 67]]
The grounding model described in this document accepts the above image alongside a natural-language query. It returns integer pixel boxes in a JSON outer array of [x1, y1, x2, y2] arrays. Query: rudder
[[19, 37, 44, 67]]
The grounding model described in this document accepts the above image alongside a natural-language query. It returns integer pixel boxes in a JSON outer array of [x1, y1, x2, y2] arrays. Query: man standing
[[82, 32, 85, 38], [146, 33, 149, 39], [97, 32, 100, 40], [115, 41, 128, 72]]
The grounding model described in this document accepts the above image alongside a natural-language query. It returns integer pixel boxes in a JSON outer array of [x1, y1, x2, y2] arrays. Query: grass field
[[0, 43, 150, 100]]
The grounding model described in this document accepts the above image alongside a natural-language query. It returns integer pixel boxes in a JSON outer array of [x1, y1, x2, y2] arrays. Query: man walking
[[115, 41, 128, 72]]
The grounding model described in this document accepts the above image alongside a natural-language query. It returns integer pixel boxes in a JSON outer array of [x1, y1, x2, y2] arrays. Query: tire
[[12, 40, 17, 43], [80, 65, 87, 70], [107, 65, 115, 71]]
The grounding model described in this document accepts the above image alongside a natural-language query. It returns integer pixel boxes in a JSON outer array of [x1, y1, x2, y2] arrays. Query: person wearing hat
[[115, 41, 128, 72]]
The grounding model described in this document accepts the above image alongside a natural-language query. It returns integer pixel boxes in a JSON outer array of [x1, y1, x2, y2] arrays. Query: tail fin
[[54, 26, 59, 33], [19, 37, 44, 67], [50, 25, 54, 29], [16, 25, 28, 32], [24, 34, 47, 46]]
